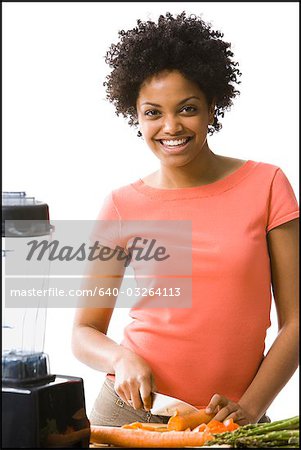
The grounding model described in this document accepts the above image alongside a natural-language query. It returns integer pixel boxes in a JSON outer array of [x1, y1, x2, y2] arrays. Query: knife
[[150, 392, 199, 416]]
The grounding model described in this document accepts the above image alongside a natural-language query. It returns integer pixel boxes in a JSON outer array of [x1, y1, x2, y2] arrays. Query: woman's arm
[[71, 248, 155, 411], [71, 247, 126, 370], [206, 218, 299, 424]]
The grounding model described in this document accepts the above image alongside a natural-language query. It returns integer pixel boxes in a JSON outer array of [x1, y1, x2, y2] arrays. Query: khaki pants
[[89, 377, 271, 427]]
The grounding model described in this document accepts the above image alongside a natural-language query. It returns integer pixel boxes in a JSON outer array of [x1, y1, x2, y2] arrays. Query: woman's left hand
[[205, 393, 256, 425]]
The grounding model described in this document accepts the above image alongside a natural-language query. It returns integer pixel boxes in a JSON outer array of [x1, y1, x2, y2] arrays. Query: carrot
[[167, 408, 215, 431], [122, 422, 168, 432], [206, 420, 228, 433], [90, 425, 214, 447], [223, 418, 240, 431], [192, 423, 207, 432], [193, 418, 240, 434]]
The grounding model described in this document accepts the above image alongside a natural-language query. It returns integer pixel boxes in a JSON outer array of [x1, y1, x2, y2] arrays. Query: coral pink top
[[93, 160, 299, 407]]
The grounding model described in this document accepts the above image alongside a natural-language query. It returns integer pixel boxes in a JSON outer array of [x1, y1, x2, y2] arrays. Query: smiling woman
[[71, 11, 299, 428]]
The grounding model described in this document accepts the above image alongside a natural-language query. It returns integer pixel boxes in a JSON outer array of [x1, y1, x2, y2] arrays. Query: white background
[[2, 2, 299, 421]]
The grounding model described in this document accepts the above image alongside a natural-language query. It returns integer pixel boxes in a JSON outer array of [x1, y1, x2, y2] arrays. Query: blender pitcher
[[2, 191, 54, 384]]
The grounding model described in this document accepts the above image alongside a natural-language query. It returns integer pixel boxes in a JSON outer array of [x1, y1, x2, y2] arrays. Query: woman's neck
[[154, 148, 221, 189]]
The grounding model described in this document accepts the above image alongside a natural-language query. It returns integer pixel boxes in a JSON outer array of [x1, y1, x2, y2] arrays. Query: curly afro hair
[[104, 11, 242, 135]]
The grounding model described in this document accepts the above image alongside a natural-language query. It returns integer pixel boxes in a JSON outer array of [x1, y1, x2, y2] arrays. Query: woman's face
[[136, 70, 215, 168]]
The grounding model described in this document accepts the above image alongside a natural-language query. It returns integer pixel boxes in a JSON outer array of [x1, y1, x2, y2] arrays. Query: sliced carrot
[[90, 426, 214, 447], [192, 423, 209, 432], [223, 418, 240, 431], [167, 408, 215, 431], [193, 418, 240, 435], [206, 419, 229, 433]]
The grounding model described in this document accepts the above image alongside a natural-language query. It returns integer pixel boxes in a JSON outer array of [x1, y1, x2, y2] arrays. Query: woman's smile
[[158, 136, 193, 154]]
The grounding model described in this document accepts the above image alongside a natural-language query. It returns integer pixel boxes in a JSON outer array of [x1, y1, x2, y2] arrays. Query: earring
[[137, 130, 142, 138]]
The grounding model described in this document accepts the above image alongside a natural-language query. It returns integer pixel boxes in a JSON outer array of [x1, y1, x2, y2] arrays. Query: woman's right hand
[[113, 347, 156, 411]]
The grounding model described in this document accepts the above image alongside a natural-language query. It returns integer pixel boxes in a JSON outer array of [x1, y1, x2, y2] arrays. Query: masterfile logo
[[4, 220, 192, 309]]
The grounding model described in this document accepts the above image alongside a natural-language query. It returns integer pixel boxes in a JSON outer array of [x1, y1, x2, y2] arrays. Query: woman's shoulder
[[218, 156, 286, 191], [219, 155, 278, 171], [139, 171, 159, 187], [223, 155, 280, 174], [217, 155, 248, 175], [106, 177, 144, 199]]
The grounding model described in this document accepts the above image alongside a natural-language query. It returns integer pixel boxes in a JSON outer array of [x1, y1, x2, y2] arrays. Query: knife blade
[[150, 392, 199, 416]]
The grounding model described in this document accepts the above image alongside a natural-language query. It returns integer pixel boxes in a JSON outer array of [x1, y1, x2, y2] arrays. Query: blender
[[2, 192, 90, 448]]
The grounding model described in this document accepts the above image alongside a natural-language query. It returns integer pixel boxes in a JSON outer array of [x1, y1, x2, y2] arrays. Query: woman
[[72, 12, 299, 426]]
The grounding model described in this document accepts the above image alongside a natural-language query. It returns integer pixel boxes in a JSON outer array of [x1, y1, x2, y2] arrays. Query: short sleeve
[[90, 191, 125, 250], [266, 168, 299, 233]]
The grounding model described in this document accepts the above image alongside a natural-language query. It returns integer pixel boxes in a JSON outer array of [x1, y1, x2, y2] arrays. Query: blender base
[[2, 374, 90, 448]]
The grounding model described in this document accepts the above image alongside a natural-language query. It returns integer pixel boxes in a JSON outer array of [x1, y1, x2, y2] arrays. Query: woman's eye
[[181, 106, 197, 113], [144, 109, 160, 117]]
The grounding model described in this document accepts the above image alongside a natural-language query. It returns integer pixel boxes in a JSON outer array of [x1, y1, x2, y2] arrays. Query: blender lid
[[2, 192, 54, 237]]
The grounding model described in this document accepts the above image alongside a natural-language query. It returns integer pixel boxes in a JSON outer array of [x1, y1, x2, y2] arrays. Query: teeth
[[161, 138, 189, 147]]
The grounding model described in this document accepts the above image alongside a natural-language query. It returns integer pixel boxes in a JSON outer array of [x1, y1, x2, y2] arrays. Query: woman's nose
[[162, 115, 183, 134]]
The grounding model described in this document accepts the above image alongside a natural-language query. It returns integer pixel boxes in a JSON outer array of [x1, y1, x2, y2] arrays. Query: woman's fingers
[[112, 350, 156, 411], [205, 393, 229, 414], [204, 393, 254, 425], [225, 411, 245, 422], [151, 375, 157, 395], [115, 380, 150, 410], [205, 393, 244, 422], [114, 384, 131, 407], [139, 379, 153, 411], [121, 385, 133, 407], [213, 404, 239, 422], [236, 417, 250, 426], [224, 410, 254, 426], [130, 386, 144, 410], [127, 377, 153, 411]]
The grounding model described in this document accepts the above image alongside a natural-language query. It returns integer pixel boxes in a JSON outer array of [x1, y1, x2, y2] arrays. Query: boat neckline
[[131, 160, 259, 199]]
